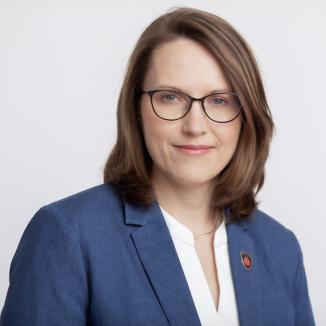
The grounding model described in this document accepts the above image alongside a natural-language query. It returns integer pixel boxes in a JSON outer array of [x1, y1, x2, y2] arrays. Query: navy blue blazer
[[0, 184, 315, 325]]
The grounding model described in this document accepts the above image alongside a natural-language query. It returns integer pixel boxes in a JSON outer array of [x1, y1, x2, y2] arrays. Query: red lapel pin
[[240, 252, 252, 269]]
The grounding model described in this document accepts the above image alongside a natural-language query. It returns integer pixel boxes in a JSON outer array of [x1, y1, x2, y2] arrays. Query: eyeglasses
[[139, 89, 241, 123]]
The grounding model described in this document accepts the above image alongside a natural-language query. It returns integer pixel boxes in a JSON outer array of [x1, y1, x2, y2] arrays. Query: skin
[[139, 38, 242, 233]]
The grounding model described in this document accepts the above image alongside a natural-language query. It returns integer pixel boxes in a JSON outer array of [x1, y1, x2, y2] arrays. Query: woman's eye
[[163, 94, 177, 101], [212, 97, 225, 105]]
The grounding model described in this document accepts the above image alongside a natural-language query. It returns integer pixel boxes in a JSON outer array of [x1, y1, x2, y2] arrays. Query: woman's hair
[[103, 6, 275, 222]]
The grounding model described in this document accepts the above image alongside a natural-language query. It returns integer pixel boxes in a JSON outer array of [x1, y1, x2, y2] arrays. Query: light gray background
[[1, 0, 325, 324]]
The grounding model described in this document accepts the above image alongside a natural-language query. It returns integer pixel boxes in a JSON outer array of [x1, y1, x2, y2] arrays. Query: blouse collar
[[159, 205, 228, 248]]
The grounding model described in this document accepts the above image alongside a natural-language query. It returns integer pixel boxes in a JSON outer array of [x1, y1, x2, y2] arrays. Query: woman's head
[[104, 6, 274, 222], [140, 37, 242, 190]]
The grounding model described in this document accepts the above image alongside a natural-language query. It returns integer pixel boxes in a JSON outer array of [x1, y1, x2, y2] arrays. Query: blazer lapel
[[226, 216, 263, 325], [124, 198, 262, 326], [124, 199, 201, 326]]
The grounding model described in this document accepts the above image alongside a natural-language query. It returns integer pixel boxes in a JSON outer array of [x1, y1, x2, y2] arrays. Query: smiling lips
[[174, 144, 214, 155], [175, 145, 214, 149]]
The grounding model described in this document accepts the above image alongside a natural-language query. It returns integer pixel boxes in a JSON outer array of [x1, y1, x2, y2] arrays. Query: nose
[[181, 100, 208, 135]]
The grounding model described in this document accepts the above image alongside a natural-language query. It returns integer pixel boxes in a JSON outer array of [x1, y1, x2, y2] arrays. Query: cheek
[[215, 119, 242, 153], [140, 105, 171, 160]]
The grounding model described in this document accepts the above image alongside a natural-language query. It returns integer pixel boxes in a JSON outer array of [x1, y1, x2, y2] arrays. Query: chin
[[173, 173, 216, 187]]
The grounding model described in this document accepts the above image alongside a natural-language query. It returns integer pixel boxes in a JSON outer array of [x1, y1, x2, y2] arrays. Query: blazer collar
[[124, 198, 262, 326]]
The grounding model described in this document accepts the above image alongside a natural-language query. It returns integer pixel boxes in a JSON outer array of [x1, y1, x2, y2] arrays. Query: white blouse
[[159, 205, 240, 326]]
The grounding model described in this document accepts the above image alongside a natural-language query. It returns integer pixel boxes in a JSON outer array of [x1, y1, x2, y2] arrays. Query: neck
[[152, 170, 220, 234]]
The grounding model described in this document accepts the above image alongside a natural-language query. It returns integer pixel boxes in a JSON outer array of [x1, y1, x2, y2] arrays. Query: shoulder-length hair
[[103, 6, 274, 223]]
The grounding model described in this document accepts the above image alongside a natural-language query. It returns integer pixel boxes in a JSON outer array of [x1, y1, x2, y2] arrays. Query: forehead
[[143, 38, 231, 94]]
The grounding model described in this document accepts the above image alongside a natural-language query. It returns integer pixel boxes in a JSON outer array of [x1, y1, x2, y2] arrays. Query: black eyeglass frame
[[139, 89, 242, 123]]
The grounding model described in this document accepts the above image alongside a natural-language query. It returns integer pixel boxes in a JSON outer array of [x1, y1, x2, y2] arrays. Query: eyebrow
[[156, 84, 233, 94]]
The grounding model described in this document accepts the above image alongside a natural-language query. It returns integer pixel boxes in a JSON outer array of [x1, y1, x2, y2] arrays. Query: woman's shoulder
[[48, 183, 120, 211], [243, 207, 298, 243], [30, 183, 122, 234], [242, 207, 293, 233]]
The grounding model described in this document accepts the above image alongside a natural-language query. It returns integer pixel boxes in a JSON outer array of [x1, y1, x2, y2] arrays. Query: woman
[[0, 7, 315, 326]]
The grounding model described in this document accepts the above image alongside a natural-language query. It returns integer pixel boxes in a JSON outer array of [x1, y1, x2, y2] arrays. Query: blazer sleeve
[[0, 205, 88, 326], [291, 231, 315, 326]]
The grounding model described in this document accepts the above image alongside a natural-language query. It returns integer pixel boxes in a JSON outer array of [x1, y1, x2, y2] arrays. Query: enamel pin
[[240, 252, 252, 269]]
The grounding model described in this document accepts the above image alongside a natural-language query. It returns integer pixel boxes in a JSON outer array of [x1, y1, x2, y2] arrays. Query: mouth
[[174, 145, 215, 155], [175, 145, 214, 149]]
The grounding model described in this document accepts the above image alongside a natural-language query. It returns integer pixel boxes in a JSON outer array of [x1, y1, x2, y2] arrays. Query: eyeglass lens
[[151, 90, 240, 122]]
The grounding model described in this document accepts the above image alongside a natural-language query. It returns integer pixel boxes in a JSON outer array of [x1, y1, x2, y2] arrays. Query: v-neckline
[[159, 205, 226, 317]]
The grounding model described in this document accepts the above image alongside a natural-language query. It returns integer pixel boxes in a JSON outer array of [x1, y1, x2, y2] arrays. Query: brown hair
[[103, 6, 275, 223]]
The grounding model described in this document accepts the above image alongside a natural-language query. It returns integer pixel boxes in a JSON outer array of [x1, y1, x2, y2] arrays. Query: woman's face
[[139, 38, 242, 188]]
